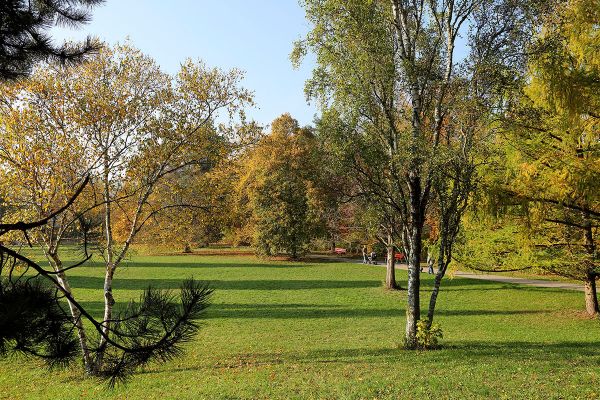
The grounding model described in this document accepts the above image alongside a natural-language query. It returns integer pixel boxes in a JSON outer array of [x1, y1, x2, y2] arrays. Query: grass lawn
[[1, 253, 598, 399]]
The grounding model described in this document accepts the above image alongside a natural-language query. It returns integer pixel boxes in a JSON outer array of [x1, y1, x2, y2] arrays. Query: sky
[[51, 1, 318, 128]]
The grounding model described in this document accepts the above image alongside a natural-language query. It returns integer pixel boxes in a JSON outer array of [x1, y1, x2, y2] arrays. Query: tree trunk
[[291, 245, 297, 260], [427, 257, 447, 328], [402, 41, 425, 347], [385, 243, 398, 290], [427, 272, 443, 325], [426, 237, 448, 327], [96, 156, 115, 370], [582, 216, 598, 316], [405, 222, 422, 349], [48, 252, 94, 371], [584, 275, 599, 317]]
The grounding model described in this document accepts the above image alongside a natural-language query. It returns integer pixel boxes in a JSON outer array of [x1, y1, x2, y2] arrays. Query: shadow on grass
[[418, 275, 579, 294], [67, 276, 382, 291], [116, 260, 314, 269], [204, 304, 550, 319], [66, 268, 553, 292], [76, 299, 553, 321], [138, 341, 600, 375], [441, 340, 600, 359], [45, 258, 579, 296], [278, 341, 600, 362]]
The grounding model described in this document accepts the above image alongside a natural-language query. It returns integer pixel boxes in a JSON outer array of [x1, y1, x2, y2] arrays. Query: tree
[[458, 0, 600, 316], [356, 201, 402, 290], [0, 0, 107, 372], [0, 43, 253, 379], [132, 160, 237, 252], [238, 114, 325, 259], [0, 0, 102, 80], [294, 0, 537, 347], [0, 93, 98, 363], [424, 87, 484, 326]]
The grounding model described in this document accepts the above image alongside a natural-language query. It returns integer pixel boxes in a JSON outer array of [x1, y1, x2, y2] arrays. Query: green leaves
[[459, 0, 599, 286], [238, 114, 326, 258]]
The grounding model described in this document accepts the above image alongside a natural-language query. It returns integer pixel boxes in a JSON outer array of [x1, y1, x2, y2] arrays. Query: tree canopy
[[236, 114, 327, 259], [294, 0, 542, 347], [458, 0, 600, 315]]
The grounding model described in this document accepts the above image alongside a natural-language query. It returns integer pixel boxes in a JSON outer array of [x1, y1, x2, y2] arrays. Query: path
[[309, 254, 584, 292]]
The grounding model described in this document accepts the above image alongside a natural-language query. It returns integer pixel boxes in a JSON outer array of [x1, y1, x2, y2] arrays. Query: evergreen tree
[[0, 0, 102, 80]]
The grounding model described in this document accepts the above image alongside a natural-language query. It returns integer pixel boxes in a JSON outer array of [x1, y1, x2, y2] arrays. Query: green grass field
[[1, 253, 598, 399]]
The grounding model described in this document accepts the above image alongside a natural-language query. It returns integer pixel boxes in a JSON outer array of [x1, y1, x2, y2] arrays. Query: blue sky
[[52, 1, 318, 128]]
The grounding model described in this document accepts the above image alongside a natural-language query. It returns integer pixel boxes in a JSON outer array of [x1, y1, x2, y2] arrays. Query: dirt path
[[309, 255, 583, 292]]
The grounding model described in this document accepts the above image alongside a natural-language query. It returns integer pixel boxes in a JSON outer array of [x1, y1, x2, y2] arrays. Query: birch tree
[[0, 43, 254, 378], [0, 95, 98, 364], [295, 0, 540, 347], [0, 0, 104, 370]]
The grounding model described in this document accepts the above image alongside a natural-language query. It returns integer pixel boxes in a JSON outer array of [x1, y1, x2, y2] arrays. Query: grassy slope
[[1, 254, 598, 399]]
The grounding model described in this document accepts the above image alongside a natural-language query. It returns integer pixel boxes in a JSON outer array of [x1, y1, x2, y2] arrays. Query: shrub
[[415, 319, 443, 349]]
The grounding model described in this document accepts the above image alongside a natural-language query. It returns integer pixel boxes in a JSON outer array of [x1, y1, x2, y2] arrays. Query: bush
[[415, 319, 443, 349]]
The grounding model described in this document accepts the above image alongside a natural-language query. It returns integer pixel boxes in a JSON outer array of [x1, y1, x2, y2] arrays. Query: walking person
[[427, 251, 435, 274], [369, 251, 377, 265], [362, 245, 367, 264]]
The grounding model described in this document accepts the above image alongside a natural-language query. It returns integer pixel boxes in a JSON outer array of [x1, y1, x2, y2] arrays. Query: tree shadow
[[69, 274, 560, 293], [418, 275, 578, 294], [204, 304, 550, 319], [55, 259, 578, 296], [441, 341, 600, 359], [138, 340, 600, 375], [76, 299, 552, 321], [280, 340, 600, 364], [67, 276, 382, 291], [115, 260, 315, 269]]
